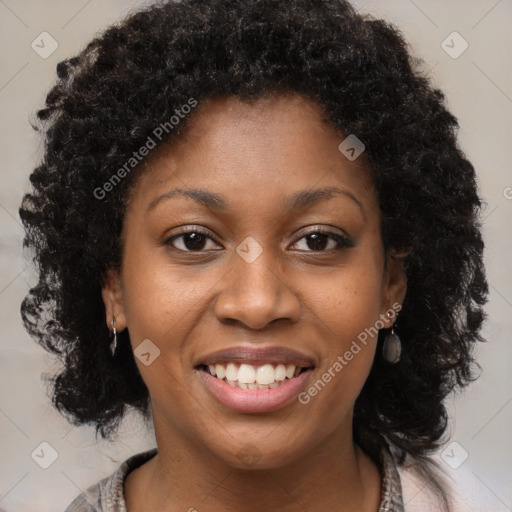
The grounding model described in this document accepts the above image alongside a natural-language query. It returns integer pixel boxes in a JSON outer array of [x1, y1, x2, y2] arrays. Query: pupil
[[185, 232, 206, 251], [307, 233, 328, 251]]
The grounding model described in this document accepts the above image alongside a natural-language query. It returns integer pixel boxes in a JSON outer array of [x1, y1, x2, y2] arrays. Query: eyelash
[[164, 227, 354, 253]]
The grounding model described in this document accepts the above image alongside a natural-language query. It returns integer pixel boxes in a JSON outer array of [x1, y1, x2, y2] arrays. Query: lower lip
[[197, 368, 313, 413]]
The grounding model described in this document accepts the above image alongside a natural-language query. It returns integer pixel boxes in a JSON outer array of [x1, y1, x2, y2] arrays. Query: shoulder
[[398, 453, 498, 512], [63, 448, 157, 512], [379, 444, 446, 512], [378, 444, 406, 512], [392, 446, 460, 512]]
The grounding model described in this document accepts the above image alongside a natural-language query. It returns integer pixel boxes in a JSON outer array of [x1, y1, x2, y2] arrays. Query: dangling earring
[[383, 311, 401, 363], [109, 318, 117, 356]]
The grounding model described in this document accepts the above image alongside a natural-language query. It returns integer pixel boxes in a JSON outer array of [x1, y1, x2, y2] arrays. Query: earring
[[383, 311, 401, 363], [109, 318, 117, 356]]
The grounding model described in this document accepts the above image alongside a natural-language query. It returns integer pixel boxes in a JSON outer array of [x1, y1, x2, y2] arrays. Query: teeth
[[204, 362, 308, 389], [286, 364, 295, 379], [256, 364, 275, 385], [215, 364, 225, 380], [225, 363, 238, 381], [238, 364, 256, 384], [275, 364, 287, 381]]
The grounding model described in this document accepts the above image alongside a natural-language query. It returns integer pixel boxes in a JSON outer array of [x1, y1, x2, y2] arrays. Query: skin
[[102, 93, 407, 512]]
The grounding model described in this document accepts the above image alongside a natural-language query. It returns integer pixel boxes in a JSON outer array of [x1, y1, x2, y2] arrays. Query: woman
[[20, 0, 487, 510]]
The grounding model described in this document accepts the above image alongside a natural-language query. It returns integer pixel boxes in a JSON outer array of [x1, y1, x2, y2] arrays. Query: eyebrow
[[147, 186, 365, 218]]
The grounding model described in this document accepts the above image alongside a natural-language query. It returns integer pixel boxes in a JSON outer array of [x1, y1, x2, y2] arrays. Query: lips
[[195, 345, 315, 368], [195, 345, 315, 413]]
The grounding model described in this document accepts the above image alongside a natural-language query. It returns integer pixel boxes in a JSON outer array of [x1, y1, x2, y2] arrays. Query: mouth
[[194, 346, 316, 413], [195, 355, 315, 413], [196, 362, 313, 390]]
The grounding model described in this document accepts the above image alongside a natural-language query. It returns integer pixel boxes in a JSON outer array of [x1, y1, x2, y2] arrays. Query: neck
[[130, 418, 382, 512]]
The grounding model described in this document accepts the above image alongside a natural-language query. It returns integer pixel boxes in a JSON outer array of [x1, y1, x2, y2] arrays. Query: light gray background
[[0, 1, 511, 511]]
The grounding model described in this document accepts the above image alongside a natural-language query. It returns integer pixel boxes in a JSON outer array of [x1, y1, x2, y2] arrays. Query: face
[[102, 94, 406, 470]]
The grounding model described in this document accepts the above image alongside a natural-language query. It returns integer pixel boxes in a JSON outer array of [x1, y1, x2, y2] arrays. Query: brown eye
[[165, 229, 220, 252], [291, 230, 354, 252], [305, 233, 330, 251]]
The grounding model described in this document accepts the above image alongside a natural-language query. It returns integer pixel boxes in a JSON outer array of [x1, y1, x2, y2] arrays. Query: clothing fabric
[[64, 445, 405, 511]]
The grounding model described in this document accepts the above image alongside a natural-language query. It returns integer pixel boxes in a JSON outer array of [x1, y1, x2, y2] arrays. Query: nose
[[213, 246, 301, 330]]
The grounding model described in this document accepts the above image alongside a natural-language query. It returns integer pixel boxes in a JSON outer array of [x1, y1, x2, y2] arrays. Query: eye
[[164, 227, 354, 253], [164, 228, 221, 252], [291, 229, 354, 252]]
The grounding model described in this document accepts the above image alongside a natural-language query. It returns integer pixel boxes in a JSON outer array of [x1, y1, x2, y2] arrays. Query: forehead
[[128, 94, 377, 218]]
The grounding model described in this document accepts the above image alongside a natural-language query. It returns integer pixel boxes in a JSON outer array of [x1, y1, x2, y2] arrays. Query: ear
[[101, 268, 127, 331], [381, 252, 407, 327]]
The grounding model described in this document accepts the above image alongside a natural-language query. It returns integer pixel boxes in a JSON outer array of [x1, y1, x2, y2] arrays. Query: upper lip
[[196, 345, 315, 368]]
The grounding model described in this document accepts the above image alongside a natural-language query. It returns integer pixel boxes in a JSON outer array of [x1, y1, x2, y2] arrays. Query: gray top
[[64, 445, 404, 511]]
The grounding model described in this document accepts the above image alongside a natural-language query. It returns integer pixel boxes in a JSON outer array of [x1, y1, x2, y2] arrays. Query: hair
[[20, 0, 487, 508]]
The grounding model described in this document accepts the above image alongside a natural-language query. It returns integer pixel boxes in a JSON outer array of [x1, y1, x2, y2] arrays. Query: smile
[[199, 362, 309, 390], [196, 363, 314, 413], [195, 345, 315, 412]]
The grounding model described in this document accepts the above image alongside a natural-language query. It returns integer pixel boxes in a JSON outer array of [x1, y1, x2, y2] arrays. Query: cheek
[[120, 241, 210, 343], [119, 252, 206, 408], [297, 256, 383, 406], [302, 261, 384, 342]]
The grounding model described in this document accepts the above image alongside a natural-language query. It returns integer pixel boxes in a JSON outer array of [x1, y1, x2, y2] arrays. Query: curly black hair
[[20, 0, 487, 506]]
